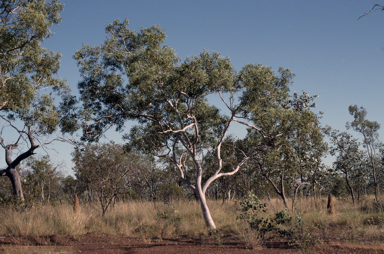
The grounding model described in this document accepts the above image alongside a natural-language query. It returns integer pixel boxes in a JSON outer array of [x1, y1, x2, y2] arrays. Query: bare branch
[[358, 4, 384, 20], [157, 122, 195, 134]]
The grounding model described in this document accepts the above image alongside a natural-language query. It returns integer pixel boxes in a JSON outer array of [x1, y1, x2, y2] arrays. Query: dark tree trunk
[[265, 173, 289, 209], [345, 173, 355, 206], [6, 167, 24, 201], [1, 133, 40, 202]]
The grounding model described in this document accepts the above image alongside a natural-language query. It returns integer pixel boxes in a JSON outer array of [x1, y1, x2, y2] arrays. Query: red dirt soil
[[1, 231, 384, 253]]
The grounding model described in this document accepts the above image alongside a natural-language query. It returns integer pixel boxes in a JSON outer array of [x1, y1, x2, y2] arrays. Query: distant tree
[[129, 157, 163, 202], [245, 91, 325, 212], [158, 182, 183, 204], [347, 105, 381, 201], [61, 175, 80, 202], [330, 130, 365, 205], [72, 143, 147, 216], [22, 155, 64, 203]]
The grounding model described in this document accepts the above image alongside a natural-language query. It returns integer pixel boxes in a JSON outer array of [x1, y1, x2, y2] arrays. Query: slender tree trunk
[[357, 188, 360, 202], [41, 180, 45, 203], [47, 182, 51, 204], [87, 187, 93, 203], [280, 175, 289, 209], [215, 185, 218, 200], [373, 168, 379, 202], [6, 167, 24, 201], [264, 173, 289, 209], [345, 174, 355, 206], [318, 186, 323, 201]]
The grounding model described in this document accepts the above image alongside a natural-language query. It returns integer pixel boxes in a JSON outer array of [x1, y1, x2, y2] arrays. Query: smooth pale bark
[[199, 193, 216, 229]]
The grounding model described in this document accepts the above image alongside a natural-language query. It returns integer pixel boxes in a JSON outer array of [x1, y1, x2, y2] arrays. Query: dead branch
[[358, 4, 384, 20]]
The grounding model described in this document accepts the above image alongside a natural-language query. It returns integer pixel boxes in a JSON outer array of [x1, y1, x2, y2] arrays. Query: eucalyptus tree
[[287, 92, 327, 208], [330, 130, 365, 205], [0, 0, 73, 201], [347, 105, 381, 201], [246, 91, 325, 211], [72, 19, 317, 229]]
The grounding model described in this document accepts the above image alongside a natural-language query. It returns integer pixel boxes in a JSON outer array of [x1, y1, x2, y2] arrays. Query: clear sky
[[20, 0, 384, 173]]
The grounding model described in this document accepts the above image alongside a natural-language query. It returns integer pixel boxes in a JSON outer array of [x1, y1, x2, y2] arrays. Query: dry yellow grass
[[0, 200, 238, 238], [0, 196, 383, 244]]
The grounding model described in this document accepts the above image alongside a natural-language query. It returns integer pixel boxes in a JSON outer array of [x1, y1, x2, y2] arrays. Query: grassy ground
[[1, 196, 384, 248]]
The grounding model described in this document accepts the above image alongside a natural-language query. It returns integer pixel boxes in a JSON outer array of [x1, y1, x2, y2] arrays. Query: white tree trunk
[[198, 192, 216, 229]]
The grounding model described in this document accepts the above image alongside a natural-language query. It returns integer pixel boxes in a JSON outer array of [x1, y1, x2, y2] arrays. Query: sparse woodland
[[1, 0, 384, 250]]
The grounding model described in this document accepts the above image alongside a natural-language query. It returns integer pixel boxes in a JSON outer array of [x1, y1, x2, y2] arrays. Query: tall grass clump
[[0, 204, 90, 236]]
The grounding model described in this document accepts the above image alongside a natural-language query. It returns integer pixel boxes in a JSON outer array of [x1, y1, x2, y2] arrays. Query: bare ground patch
[[1, 231, 384, 254]]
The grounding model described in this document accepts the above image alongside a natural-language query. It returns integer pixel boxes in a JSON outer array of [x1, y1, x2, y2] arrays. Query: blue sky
[[23, 0, 384, 172]]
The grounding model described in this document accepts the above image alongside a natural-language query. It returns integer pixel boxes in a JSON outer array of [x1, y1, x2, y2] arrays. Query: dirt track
[[1, 231, 384, 253]]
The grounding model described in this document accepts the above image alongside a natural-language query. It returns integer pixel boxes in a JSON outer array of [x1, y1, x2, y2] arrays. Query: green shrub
[[237, 192, 292, 237]]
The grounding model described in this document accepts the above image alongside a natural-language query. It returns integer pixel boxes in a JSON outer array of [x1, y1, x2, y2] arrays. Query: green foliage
[[237, 192, 292, 237], [289, 213, 321, 249], [363, 215, 384, 226], [155, 203, 182, 238], [61, 175, 80, 199], [158, 182, 183, 203], [125, 190, 141, 201], [331, 177, 349, 197], [0, 0, 68, 112], [156, 203, 181, 223], [0, 194, 24, 208]]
